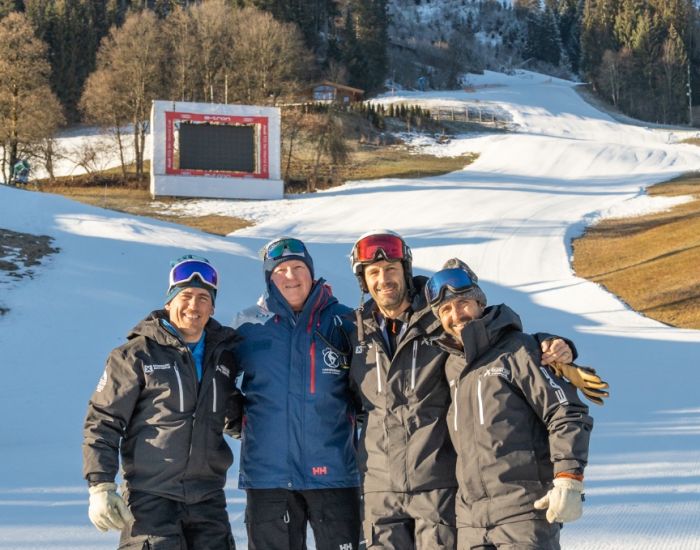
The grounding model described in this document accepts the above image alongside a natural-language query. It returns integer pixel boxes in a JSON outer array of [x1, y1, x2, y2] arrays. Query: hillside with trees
[[1, 0, 700, 183]]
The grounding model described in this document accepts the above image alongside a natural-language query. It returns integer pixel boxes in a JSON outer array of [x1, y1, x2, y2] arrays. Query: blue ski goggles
[[425, 268, 476, 306], [169, 258, 219, 290], [262, 238, 309, 261]]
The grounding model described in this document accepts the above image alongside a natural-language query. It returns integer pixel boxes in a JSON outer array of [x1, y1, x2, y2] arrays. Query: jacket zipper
[[173, 364, 185, 413], [375, 347, 382, 393], [477, 378, 485, 425], [454, 383, 459, 432], [410, 340, 418, 390], [310, 341, 316, 394], [212, 379, 217, 413]]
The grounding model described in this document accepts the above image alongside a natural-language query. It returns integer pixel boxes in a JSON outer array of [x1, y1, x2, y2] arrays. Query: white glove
[[534, 477, 583, 523], [88, 482, 134, 532]]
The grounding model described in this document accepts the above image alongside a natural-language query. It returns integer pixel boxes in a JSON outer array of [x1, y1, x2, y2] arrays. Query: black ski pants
[[245, 487, 361, 550], [118, 490, 235, 550]]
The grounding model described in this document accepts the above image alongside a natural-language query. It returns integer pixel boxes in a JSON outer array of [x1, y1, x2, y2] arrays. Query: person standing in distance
[[82, 255, 241, 549], [233, 237, 361, 550], [426, 258, 593, 549], [347, 230, 578, 549]]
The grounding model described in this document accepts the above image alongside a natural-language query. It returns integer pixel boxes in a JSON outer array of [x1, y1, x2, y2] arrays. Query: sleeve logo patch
[[96, 370, 108, 392]]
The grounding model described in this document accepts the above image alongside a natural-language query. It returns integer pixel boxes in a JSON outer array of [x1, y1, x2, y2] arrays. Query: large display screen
[[178, 122, 255, 173]]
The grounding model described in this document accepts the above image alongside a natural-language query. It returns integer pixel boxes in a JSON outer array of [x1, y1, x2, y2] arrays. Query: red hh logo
[[312, 466, 328, 476]]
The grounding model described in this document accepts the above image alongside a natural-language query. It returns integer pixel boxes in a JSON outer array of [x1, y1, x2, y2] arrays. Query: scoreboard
[[150, 100, 283, 200]]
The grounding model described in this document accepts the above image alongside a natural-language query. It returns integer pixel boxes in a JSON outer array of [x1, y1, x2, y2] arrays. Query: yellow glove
[[551, 362, 609, 405]]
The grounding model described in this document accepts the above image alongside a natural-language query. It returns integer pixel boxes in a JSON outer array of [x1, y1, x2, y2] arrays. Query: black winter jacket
[[349, 277, 458, 493], [443, 304, 593, 527], [82, 310, 242, 504]]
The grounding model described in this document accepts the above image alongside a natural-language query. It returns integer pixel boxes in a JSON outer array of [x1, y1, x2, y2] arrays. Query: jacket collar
[[436, 304, 523, 365]]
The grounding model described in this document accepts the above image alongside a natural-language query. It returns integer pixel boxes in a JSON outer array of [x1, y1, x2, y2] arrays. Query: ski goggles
[[262, 238, 309, 261], [425, 268, 476, 306], [353, 233, 406, 263], [169, 258, 219, 290]]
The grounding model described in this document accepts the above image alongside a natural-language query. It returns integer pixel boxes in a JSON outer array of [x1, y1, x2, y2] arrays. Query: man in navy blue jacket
[[233, 237, 360, 550]]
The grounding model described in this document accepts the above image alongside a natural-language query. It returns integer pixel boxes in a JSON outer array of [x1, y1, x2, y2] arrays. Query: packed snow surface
[[1, 70, 699, 549]]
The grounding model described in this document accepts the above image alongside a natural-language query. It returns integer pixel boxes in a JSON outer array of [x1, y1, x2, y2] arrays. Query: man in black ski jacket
[[82, 255, 241, 549], [428, 258, 593, 550], [347, 231, 578, 549]]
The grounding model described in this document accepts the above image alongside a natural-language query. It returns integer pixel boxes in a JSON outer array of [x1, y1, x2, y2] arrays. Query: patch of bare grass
[[38, 177, 252, 236], [572, 172, 700, 328], [0, 228, 60, 315]]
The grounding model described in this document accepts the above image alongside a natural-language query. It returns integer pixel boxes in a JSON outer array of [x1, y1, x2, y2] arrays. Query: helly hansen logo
[[339, 544, 353, 550], [540, 366, 568, 404], [215, 364, 230, 377], [143, 363, 172, 375], [311, 466, 328, 476]]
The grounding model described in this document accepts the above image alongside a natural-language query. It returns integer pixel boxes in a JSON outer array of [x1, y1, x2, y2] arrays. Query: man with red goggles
[[347, 231, 578, 550], [83, 255, 241, 549]]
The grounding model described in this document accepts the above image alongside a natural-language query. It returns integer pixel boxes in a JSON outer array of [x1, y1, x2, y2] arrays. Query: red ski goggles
[[425, 268, 476, 306], [169, 258, 219, 290], [263, 238, 309, 261], [353, 233, 406, 263]]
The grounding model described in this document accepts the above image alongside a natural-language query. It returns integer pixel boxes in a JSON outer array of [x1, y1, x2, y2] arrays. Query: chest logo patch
[[216, 364, 231, 377], [143, 363, 172, 375], [483, 365, 511, 381], [322, 347, 345, 375]]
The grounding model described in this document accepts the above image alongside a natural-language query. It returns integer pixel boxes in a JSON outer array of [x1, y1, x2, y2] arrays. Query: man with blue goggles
[[83, 255, 241, 549], [428, 258, 595, 550]]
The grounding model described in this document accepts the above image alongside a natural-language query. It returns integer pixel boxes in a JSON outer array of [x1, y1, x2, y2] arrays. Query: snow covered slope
[[1, 70, 699, 549]]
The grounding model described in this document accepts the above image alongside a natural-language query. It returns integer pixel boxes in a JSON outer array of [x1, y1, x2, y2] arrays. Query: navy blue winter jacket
[[234, 279, 360, 490]]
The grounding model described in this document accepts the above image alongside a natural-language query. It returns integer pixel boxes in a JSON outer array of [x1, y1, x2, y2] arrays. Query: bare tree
[[162, 5, 201, 102], [189, 0, 235, 103], [229, 7, 313, 105], [308, 110, 348, 192], [0, 12, 63, 183], [80, 10, 166, 178]]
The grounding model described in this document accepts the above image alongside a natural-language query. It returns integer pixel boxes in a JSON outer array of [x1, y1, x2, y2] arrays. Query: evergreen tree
[[25, 0, 112, 121], [614, 0, 645, 49], [352, 0, 388, 93], [523, 6, 561, 66], [580, 0, 620, 77], [339, 6, 365, 87], [659, 24, 688, 122], [556, 0, 583, 73]]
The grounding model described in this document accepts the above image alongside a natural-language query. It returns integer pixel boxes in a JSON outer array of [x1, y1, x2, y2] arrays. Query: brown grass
[[37, 181, 252, 236], [572, 172, 700, 328]]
